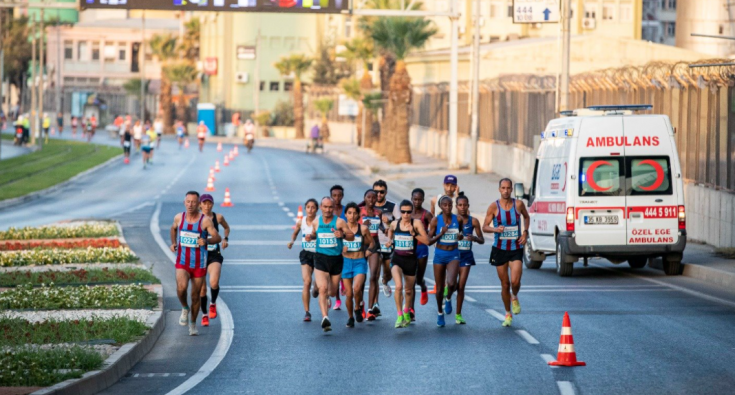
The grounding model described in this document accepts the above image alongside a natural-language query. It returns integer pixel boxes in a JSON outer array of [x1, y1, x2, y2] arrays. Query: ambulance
[[515, 105, 687, 277]]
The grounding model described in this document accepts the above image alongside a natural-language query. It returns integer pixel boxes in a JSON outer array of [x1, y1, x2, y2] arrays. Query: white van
[[515, 105, 687, 277]]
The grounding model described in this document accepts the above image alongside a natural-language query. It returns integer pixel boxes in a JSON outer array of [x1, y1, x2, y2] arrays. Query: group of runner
[[118, 114, 164, 168], [288, 176, 530, 332]]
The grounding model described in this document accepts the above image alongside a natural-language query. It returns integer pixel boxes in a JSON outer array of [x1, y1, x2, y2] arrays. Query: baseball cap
[[444, 175, 457, 185], [200, 194, 214, 203]]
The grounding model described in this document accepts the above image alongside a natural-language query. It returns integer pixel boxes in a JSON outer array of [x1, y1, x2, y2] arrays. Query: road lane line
[[227, 240, 291, 246], [151, 203, 235, 395], [221, 290, 302, 293], [464, 295, 477, 302], [486, 309, 506, 321], [229, 225, 295, 230], [556, 381, 576, 395], [540, 354, 559, 368], [278, 202, 284, 207], [287, 212, 295, 217], [467, 289, 674, 293], [515, 330, 540, 345], [221, 285, 303, 288]]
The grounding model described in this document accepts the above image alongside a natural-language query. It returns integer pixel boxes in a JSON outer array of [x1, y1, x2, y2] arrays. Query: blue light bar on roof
[[586, 104, 653, 112]]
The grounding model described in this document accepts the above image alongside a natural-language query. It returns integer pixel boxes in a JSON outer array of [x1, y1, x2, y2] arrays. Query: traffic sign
[[512, 0, 560, 24]]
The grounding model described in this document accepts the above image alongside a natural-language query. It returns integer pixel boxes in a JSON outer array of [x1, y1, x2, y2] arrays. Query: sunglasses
[[374, 190, 386, 194], [400, 210, 412, 214]]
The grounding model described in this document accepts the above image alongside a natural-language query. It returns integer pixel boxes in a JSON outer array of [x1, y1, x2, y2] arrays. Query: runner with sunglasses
[[455, 192, 484, 325], [372, 180, 400, 301], [409, 188, 433, 320], [427, 196, 464, 327]]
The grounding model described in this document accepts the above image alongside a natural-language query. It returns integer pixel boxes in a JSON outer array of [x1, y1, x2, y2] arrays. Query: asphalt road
[[2, 137, 735, 395]]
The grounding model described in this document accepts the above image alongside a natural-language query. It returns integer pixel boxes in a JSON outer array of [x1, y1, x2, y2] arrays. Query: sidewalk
[[258, 137, 735, 288], [0, 140, 32, 160]]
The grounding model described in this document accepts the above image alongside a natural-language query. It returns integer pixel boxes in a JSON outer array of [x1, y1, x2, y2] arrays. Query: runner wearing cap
[[409, 188, 433, 319], [288, 198, 320, 322], [170, 191, 222, 336], [455, 192, 484, 325], [482, 178, 530, 327], [431, 175, 460, 216], [198, 194, 231, 327]]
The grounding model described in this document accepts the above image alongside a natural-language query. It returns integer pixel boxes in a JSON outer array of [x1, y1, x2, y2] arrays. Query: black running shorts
[[207, 251, 224, 266], [299, 250, 315, 267], [314, 253, 343, 276], [391, 254, 418, 276], [489, 247, 523, 267]]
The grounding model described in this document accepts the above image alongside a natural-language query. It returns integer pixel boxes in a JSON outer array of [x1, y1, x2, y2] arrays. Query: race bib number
[[318, 232, 338, 249], [207, 243, 217, 252], [345, 235, 362, 252], [179, 231, 199, 249], [500, 226, 519, 240], [301, 236, 316, 252], [380, 243, 392, 253], [458, 239, 472, 251], [440, 228, 459, 243], [363, 216, 380, 235], [394, 234, 414, 251]]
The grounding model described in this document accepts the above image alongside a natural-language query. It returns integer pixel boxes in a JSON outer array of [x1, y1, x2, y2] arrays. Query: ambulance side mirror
[[514, 183, 528, 200]]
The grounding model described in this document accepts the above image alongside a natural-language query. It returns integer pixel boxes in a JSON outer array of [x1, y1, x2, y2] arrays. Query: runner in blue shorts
[[341, 202, 375, 327], [409, 188, 433, 319], [427, 196, 465, 327], [455, 192, 484, 325]]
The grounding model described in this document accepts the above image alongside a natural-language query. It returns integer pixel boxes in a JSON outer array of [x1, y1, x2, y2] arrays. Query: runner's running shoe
[[355, 305, 364, 323], [409, 309, 416, 322], [202, 315, 210, 327], [395, 315, 404, 328], [346, 317, 355, 328], [420, 290, 429, 305], [444, 297, 453, 315], [372, 303, 381, 317], [333, 299, 342, 310], [381, 277, 392, 297], [209, 304, 217, 319], [189, 322, 198, 336], [437, 313, 445, 327], [455, 314, 466, 325], [367, 310, 376, 321], [512, 299, 521, 315], [179, 308, 189, 326], [304, 311, 312, 322], [401, 312, 411, 328], [322, 317, 332, 332], [502, 314, 513, 327]]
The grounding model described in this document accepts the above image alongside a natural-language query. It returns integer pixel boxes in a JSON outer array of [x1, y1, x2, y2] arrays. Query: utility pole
[[56, 8, 61, 117], [140, 11, 145, 123], [448, 0, 459, 169], [469, 0, 480, 174], [30, 19, 36, 145], [39, 7, 45, 147], [253, 27, 260, 135], [559, 0, 571, 111]]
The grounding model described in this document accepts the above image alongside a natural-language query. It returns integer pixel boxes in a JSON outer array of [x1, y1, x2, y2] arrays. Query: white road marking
[[229, 225, 295, 230], [108, 201, 155, 218], [515, 330, 540, 345], [222, 285, 303, 289], [133, 373, 186, 378], [227, 240, 291, 246], [152, 203, 234, 395], [282, 207, 290, 212], [464, 295, 477, 302], [226, 260, 299, 265], [221, 290, 303, 293], [287, 212, 295, 217], [486, 309, 506, 321], [556, 381, 576, 395], [278, 202, 284, 207], [468, 289, 673, 293], [540, 354, 559, 368]]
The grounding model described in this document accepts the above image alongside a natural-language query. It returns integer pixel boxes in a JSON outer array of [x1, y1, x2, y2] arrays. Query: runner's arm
[[201, 217, 222, 245], [427, 217, 444, 246], [430, 196, 437, 216], [338, 218, 355, 241], [385, 222, 396, 248], [482, 203, 502, 233], [414, 220, 431, 246], [218, 214, 231, 249], [516, 200, 530, 246], [472, 217, 485, 244], [288, 225, 301, 249], [363, 226, 376, 256], [169, 214, 181, 252], [457, 218, 465, 240]]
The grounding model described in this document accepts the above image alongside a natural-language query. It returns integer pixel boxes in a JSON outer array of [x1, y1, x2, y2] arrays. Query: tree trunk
[[389, 60, 412, 164], [175, 93, 189, 126], [160, 77, 174, 134], [359, 70, 373, 148], [320, 115, 330, 142], [293, 78, 305, 139], [378, 54, 395, 157]]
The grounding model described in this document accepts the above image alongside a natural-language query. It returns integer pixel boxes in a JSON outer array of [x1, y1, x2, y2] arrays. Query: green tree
[[179, 17, 200, 61], [313, 98, 334, 142], [164, 62, 197, 124], [148, 34, 178, 133], [371, 17, 436, 163], [2, 14, 31, 109], [274, 54, 313, 139], [312, 40, 351, 85]]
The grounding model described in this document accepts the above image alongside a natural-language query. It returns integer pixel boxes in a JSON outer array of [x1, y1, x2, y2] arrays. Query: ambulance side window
[[578, 157, 624, 197], [627, 156, 672, 195], [529, 159, 539, 201]]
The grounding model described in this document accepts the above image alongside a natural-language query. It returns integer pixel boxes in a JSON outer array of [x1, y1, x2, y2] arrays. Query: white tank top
[[301, 216, 316, 252], [435, 194, 458, 215]]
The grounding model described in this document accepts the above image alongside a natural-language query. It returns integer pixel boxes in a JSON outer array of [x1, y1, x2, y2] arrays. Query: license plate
[[584, 215, 618, 225]]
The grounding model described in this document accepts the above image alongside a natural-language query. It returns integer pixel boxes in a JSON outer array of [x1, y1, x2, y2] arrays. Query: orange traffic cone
[[233, 145, 239, 156], [184, 139, 190, 149], [221, 188, 234, 207], [228, 151, 235, 161], [217, 142, 222, 152], [209, 167, 216, 182], [215, 161, 221, 173], [293, 205, 303, 230], [428, 284, 437, 294], [548, 312, 586, 367], [205, 177, 215, 192], [224, 156, 230, 166]]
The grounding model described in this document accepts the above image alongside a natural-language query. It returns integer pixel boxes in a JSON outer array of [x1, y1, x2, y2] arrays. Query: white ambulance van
[[515, 105, 687, 277]]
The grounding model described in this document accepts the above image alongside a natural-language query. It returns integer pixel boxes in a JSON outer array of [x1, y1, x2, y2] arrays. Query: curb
[[31, 285, 165, 395], [0, 153, 123, 211], [649, 258, 735, 289]]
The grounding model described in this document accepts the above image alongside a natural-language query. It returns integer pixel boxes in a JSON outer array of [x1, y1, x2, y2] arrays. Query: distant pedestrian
[[133, 120, 143, 152], [42, 113, 51, 143], [196, 121, 208, 152], [56, 112, 64, 136], [309, 124, 320, 153], [85, 118, 95, 142], [176, 121, 186, 150], [71, 116, 78, 137], [154, 117, 164, 149]]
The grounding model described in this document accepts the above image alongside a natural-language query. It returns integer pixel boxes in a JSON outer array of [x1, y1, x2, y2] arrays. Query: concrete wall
[[685, 183, 735, 248]]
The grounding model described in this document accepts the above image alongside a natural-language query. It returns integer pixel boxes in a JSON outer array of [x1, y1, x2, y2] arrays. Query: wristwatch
[[225, 237, 229, 241]]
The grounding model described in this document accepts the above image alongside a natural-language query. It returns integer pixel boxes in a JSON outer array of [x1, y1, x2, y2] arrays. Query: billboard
[[81, 0, 348, 14]]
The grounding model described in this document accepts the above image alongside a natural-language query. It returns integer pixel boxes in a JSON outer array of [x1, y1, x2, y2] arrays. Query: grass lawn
[[0, 268, 160, 287], [0, 138, 121, 201], [0, 317, 149, 347]]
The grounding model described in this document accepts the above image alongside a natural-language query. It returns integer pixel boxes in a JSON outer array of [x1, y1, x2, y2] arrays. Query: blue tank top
[[435, 214, 460, 246], [458, 216, 473, 252], [316, 215, 342, 256], [493, 199, 521, 251]]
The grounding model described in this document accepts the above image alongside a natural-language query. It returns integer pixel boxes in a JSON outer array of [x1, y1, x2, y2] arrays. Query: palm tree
[[313, 98, 334, 142], [339, 38, 375, 147], [149, 34, 178, 134], [274, 54, 313, 139], [179, 18, 200, 61], [164, 62, 198, 125], [362, 92, 383, 150], [371, 17, 437, 163]]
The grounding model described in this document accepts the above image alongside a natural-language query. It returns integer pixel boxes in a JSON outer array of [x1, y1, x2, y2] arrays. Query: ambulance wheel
[[555, 242, 574, 277], [662, 256, 682, 275], [627, 257, 647, 269], [523, 243, 544, 269]]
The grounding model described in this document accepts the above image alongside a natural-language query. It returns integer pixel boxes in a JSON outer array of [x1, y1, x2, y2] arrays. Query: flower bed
[[0, 283, 158, 310], [0, 317, 149, 347], [0, 268, 159, 287], [0, 345, 105, 387], [0, 223, 119, 240], [0, 238, 122, 251], [0, 247, 138, 267]]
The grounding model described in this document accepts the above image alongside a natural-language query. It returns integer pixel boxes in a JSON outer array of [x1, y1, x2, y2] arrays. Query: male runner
[[170, 191, 222, 335], [120, 124, 132, 164], [330, 185, 346, 310], [133, 120, 143, 153], [372, 180, 400, 300], [410, 188, 433, 316], [305, 197, 355, 332], [431, 175, 460, 216], [197, 121, 208, 152], [199, 194, 230, 327], [482, 178, 530, 327]]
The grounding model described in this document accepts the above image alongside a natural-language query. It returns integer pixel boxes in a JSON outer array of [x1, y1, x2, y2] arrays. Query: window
[[269, 81, 279, 91], [579, 157, 624, 197], [489, 2, 501, 18], [584, 5, 597, 19], [628, 157, 672, 195], [667, 0, 676, 10], [104, 42, 116, 61], [284, 81, 293, 91], [259, 81, 265, 91], [620, 4, 632, 22], [91, 41, 100, 61], [507, 4, 513, 17], [666, 22, 676, 37], [77, 41, 88, 61], [118, 42, 126, 61], [602, 4, 615, 20], [344, 18, 352, 38], [64, 40, 73, 60]]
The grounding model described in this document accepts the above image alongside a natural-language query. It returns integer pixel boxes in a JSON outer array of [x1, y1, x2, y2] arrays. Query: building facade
[[641, 0, 677, 45], [676, 0, 735, 57]]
